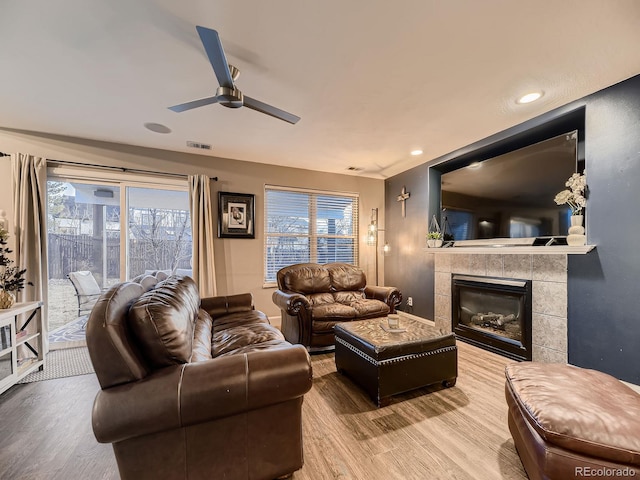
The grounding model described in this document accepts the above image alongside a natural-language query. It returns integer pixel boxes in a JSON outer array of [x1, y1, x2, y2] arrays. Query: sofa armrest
[[272, 290, 311, 315], [364, 285, 402, 312], [200, 292, 254, 318], [92, 365, 184, 443], [92, 345, 312, 444], [181, 345, 312, 426]]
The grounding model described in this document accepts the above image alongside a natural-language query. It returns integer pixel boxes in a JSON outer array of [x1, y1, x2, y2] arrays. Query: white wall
[[0, 128, 385, 316], [0, 155, 14, 253]]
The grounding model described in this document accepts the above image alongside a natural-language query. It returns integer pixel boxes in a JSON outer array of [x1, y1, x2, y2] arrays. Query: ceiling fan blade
[[243, 96, 300, 124], [168, 96, 219, 112], [196, 26, 234, 89]]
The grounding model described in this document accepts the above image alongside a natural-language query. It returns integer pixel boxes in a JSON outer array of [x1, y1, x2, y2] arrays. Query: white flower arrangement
[[554, 173, 587, 215]]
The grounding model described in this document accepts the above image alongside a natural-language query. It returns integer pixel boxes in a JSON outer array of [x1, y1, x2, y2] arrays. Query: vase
[[0, 290, 16, 309], [427, 239, 443, 248], [567, 214, 586, 246]]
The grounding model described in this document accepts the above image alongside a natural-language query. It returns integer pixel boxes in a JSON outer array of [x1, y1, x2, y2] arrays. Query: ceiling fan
[[168, 26, 300, 124]]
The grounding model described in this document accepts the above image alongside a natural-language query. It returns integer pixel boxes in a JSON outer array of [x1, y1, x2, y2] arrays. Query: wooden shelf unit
[[0, 301, 44, 395]]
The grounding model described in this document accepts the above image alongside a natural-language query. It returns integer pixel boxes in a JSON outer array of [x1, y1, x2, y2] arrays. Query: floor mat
[[18, 346, 94, 383], [49, 315, 87, 349]]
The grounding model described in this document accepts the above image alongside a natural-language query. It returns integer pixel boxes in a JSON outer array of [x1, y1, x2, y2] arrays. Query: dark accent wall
[[385, 73, 640, 383], [568, 76, 640, 384], [385, 165, 434, 318]]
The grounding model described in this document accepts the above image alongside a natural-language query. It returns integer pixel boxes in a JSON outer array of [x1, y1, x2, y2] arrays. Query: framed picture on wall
[[218, 192, 255, 238]]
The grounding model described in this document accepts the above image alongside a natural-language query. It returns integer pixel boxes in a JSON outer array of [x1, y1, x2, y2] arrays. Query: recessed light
[[144, 122, 172, 134], [410, 149, 423, 156], [468, 162, 482, 169], [516, 92, 544, 104]]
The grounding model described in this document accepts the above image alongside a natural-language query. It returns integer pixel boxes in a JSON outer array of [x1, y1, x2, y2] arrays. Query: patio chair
[[67, 271, 102, 317]]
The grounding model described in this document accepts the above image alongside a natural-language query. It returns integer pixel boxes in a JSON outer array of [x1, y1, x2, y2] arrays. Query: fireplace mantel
[[426, 245, 595, 255]]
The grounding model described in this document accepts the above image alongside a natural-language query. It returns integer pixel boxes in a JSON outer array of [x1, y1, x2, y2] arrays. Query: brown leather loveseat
[[87, 274, 313, 480], [272, 262, 402, 351]]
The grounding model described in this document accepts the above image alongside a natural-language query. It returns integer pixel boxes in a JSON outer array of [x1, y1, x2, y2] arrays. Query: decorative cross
[[397, 186, 410, 218]]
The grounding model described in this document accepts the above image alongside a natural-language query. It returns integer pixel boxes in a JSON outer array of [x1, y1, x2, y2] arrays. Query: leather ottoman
[[505, 362, 640, 480], [335, 317, 457, 407]]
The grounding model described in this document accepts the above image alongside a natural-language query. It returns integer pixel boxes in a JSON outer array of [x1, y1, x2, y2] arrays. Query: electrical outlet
[[407, 297, 413, 306]]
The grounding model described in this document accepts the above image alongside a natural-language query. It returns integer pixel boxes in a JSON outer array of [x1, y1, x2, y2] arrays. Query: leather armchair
[[87, 275, 312, 480], [272, 263, 402, 351]]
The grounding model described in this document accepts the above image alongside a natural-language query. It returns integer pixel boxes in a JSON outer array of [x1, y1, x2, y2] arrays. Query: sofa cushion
[[307, 292, 334, 306], [311, 303, 356, 321], [86, 282, 149, 389], [333, 291, 365, 304], [351, 298, 390, 318], [506, 362, 640, 466], [212, 310, 288, 357], [214, 309, 270, 329], [327, 263, 366, 291], [128, 276, 200, 368], [282, 264, 332, 294]]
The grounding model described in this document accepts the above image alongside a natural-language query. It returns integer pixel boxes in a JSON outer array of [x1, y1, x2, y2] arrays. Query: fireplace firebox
[[451, 275, 532, 361]]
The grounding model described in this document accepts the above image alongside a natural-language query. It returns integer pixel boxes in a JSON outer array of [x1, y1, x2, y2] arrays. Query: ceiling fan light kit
[[169, 26, 300, 124]]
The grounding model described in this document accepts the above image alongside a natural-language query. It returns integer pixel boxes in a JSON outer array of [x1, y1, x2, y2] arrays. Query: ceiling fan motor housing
[[216, 86, 243, 108]]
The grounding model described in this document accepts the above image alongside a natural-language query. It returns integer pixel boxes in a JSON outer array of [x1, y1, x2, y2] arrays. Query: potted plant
[[427, 214, 444, 248], [427, 231, 443, 248], [0, 226, 31, 309], [554, 172, 587, 218], [554, 172, 587, 246]]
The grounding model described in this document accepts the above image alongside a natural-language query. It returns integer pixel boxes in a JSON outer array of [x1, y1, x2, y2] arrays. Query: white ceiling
[[2, 1, 640, 179]]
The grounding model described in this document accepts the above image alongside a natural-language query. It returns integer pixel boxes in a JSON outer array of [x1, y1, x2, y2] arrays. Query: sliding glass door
[[47, 177, 191, 337], [125, 186, 191, 278], [47, 180, 121, 335]]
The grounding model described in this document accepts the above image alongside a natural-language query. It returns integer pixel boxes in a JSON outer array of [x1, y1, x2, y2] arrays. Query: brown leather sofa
[[505, 362, 640, 480], [272, 263, 402, 351], [86, 274, 313, 480]]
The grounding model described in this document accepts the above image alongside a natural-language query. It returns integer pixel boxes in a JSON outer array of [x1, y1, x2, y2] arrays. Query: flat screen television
[[440, 131, 577, 242]]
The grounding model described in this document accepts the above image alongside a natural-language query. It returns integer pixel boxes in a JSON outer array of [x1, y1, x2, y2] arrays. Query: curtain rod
[[0, 153, 218, 181]]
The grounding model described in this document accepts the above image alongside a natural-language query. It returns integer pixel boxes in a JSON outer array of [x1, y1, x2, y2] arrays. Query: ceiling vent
[[186, 141, 212, 150]]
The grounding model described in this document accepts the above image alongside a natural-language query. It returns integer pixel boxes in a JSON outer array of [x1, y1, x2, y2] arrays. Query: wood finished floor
[[0, 341, 526, 480]]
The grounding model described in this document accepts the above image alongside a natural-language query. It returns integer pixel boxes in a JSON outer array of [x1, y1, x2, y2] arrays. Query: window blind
[[264, 185, 359, 284]]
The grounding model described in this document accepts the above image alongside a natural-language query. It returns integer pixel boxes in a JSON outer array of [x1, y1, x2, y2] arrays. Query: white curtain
[[189, 175, 217, 297], [12, 153, 49, 353]]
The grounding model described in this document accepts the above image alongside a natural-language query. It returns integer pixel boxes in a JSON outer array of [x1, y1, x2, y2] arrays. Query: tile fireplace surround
[[434, 253, 568, 363]]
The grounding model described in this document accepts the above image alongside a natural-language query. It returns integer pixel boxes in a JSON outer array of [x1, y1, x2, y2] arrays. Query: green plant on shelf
[[427, 231, 443, 240], [0, 226, 32, 308]]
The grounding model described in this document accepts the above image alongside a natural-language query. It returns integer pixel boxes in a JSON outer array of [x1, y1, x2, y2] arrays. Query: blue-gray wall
[[385, 74, 640, 383]]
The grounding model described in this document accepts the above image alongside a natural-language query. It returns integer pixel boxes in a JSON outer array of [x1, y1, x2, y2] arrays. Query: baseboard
[[622, 380, 640, 394], [397, 310, 435, 326], [268, 315, 282, 330]]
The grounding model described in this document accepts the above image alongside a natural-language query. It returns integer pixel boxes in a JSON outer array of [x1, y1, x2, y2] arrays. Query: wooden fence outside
[[48, 234, 191, 280]]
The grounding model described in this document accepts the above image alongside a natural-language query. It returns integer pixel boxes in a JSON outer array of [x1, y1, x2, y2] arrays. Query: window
[[264, 185, 359, 285], [47, 169, 191, 333]]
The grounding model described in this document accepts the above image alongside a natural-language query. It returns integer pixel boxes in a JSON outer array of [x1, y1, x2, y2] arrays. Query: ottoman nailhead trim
[[335, 337, 456, 366]]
